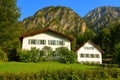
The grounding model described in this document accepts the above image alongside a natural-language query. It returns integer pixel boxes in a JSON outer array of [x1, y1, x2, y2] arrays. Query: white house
[[21, 28, 73, 51], [76, 40, 104, 64]]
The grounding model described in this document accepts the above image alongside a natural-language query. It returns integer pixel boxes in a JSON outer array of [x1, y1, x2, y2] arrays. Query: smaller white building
[[76, 40, 104, 64]]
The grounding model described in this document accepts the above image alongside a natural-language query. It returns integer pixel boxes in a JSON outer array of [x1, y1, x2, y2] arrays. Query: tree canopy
[[0, 0, 21, 60]]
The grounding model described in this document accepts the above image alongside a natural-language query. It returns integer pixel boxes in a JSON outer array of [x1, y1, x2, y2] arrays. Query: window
[[80, 53, 100, 58], [59, 41, 65, 45], [28, 39, 31, 44], [84, 47, 94, 50], [48, 40, 65, 45], [48, 40, 56, 45], [95, 54, 100, 58], [80, 54, 84, 58], [28, 39, 46, 45], [90, 54, 100, 58], [38, 40, 46, 45], [86, 54, 89, 58], [56, 40, 65, 45], [91, 54, 94, 58], [31, 39, 36, 44]]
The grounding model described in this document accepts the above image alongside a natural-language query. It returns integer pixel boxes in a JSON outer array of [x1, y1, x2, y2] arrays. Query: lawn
[[0, 62, 97, 73]]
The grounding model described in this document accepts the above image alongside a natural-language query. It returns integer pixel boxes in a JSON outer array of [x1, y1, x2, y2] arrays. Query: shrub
[[41, 46, 53, 61], [0, 68, 120, 80], [57, 47, 77, 63], [18, 48, 43, 62], [42, 46, 52, 56], [0, 47, 8, 62], [113, 43, 120, 64], [101, 64, 119, 68]]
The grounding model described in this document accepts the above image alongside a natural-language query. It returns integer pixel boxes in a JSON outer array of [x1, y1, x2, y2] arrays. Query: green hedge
[[0, 68, 120, 80]]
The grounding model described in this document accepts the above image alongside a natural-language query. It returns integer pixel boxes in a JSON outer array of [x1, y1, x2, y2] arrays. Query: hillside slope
[[84, 6, 120, 33], [22, 6, 88, 36]]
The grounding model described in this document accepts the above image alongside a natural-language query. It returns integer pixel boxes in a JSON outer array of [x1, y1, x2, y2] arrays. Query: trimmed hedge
[[0, 68, 120, 80]]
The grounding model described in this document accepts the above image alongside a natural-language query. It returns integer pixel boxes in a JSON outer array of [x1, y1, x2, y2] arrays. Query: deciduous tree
[[0, 0, 21, 60]]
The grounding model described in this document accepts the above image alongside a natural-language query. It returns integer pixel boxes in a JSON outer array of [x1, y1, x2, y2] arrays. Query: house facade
[[76, 40, 104, 64], [21, 28, 104, 64], [21, 28, 73, 51]]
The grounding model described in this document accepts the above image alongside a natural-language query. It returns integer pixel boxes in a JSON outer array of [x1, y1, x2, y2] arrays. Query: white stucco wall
[[22, 32, 71, 51], [77, 42, 102, 64]]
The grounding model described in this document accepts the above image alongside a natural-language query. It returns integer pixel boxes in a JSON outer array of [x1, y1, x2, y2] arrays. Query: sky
[[17, 0, 120, 21]]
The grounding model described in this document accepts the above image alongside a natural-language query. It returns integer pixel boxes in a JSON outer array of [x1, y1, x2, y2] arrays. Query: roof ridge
[[21, 28, 74, 41], [76, 40, 105, 54]]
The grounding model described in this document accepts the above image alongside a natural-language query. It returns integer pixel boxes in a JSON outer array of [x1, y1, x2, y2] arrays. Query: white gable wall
[[77, 42, 102, 64], [22, 32, 71, 51]]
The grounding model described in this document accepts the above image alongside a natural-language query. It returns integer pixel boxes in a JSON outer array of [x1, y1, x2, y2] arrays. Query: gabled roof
[[21, 28, 74, 41], [76, 40, 105, 54]]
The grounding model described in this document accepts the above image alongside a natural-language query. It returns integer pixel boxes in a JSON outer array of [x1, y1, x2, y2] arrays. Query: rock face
[[84, 6, 120, 33], [81, 22, 86, 34], [22, 6, 120, 34], [22, 6, 86, 36]]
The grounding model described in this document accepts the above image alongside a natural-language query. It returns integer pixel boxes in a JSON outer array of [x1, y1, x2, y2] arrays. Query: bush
[[57, 47, 77, 63], [0, 68, 120, 80], [42, 46, 52, 56], [0, 47, 8, 62], [113, 43, 120, 64], [18, 48, 42, 62], [101, 64, 119, 68]]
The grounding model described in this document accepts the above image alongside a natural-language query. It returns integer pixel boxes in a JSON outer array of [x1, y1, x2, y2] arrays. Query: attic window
[[84, 47, 94, 50]]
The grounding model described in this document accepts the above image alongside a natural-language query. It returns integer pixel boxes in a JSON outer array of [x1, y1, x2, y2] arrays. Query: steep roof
[[76, 40, 105, 54], [21, 28, 74, 41]]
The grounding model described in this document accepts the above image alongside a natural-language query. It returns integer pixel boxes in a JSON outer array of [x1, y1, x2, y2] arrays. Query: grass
[[0, 62, 98, 73]]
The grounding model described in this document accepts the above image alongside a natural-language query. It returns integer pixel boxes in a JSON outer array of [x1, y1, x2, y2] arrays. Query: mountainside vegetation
[[22, 6, 92, 36], [93, 22, 120, 64], [84, 6, 120, 33]]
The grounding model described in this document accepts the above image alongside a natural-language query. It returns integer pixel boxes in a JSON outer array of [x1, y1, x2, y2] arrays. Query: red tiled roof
[[76, 40, 105, 54], [21, 28, 74, 41]]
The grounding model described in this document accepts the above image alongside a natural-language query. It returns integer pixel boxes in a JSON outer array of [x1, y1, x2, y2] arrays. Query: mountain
[[84, 6, 120, 33], [22, 6, 87, 36]]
